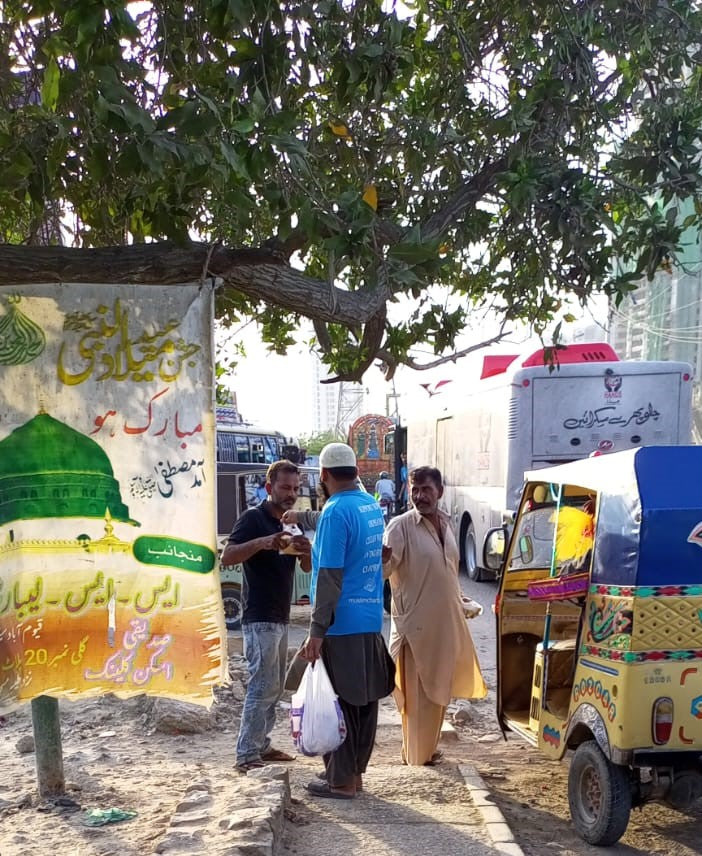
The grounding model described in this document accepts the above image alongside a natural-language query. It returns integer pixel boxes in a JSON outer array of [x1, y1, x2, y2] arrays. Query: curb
[[459, 764, 525, 856]]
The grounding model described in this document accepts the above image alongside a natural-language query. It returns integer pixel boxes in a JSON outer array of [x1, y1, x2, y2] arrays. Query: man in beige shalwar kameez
[[383, 466, 487, 766]]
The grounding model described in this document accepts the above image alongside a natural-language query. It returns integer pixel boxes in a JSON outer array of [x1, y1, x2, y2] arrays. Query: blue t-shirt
[[310, 489, 385, 636]]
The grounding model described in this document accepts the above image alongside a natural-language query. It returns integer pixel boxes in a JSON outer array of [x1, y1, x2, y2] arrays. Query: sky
[[221, 297, 610, 439]]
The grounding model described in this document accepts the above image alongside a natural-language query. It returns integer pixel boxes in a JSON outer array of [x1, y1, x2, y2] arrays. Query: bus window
[[235, 434, 251, 462], [250, 436, 265, 464], [217, 432, 237, 463], [264, 436, 278, 463]]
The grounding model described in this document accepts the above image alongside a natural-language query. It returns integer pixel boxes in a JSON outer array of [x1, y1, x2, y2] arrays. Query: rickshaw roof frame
[[525, 446, 702, 587]]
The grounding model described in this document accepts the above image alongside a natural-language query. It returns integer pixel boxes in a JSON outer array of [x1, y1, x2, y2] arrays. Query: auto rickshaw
[[483, 445, 702, 846]]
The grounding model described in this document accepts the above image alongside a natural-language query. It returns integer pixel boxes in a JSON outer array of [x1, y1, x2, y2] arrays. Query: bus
[[407, 343, 694, 581], [216, 406, 303, 464]]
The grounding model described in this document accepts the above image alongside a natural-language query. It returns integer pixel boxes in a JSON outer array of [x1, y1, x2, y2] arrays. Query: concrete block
[[175, 790, 212, 812], [478, 805, 507, 825], [246, 767, 290, 803], [468, 789, 494, 807], [230, 830, 275, 856], [169, 810, 211, 828], [440, 721, 458, 742], [219, 807, 272, 831], [495, 843, 526, 856], [485, 822, 517, 843]]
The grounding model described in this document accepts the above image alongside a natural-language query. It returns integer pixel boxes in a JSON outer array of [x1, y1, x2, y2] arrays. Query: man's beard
[[320, 481, 330, 499]]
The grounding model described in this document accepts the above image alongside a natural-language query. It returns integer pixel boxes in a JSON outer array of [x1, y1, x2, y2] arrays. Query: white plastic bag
[[290, 660, 346, 756]]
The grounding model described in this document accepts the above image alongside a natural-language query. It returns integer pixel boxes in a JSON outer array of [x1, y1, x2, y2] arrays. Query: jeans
[[236, 621, 289, 764]]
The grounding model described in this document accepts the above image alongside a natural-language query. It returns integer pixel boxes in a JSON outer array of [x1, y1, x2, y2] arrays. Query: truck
[[347, 413, 396, 491], [406, 342, 694, 581]]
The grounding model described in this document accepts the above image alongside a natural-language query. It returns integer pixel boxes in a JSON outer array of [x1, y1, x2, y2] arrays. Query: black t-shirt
[[228, 502, 295, 624]]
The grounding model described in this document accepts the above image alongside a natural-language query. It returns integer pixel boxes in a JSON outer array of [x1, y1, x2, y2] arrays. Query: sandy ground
[[0, 629, 701, 855], [464, 720, 702, 856]]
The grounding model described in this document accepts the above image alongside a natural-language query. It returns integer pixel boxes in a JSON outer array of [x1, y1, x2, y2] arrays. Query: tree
[[1, 0, 701, 382], [298, 429, 342, 456]]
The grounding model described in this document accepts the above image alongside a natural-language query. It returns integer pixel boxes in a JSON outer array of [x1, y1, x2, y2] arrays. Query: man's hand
[[290, 535, 311, 555], [291, 535, 312, 571], [382, 544, 392, 564], [260, 532, 286, 551], [282, 510, 299, 525], [301, 635, 323, 662]]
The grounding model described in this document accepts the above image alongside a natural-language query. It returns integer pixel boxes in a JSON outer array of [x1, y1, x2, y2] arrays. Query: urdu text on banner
[[0, 282, 226, 713]]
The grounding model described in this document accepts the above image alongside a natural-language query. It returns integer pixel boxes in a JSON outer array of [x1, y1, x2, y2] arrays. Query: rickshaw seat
[[546, 637, 577, 651]]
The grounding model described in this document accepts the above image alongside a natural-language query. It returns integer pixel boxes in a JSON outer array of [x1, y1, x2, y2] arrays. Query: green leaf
[[41, 58, 60, 112], [219, 140, 251, 180]]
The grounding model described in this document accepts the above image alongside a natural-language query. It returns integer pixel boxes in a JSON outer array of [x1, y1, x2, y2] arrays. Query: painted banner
[[0, 282, 225, 714]]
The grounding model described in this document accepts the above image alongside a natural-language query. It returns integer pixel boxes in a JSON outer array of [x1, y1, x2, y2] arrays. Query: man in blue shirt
[[301, 443, 394, 799]]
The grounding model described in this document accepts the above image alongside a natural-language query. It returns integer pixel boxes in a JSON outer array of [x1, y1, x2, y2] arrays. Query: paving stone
[[169, 809, 211, 827], [219, 807, 273, 831], [175, 789, 212, 812], [154, 830, 206, 853]]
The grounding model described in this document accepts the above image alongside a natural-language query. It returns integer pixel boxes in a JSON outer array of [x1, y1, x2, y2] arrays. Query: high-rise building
[[609, 202, 702, 374], [608, 203, 702, 437], [310, 353, 341, 433]]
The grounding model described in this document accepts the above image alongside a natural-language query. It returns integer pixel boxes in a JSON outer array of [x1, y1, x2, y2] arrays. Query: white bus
[[407, 343, 694, 581]]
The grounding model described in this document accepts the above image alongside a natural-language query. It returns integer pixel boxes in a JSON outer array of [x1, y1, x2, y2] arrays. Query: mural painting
[[0, 284, 225, 713]]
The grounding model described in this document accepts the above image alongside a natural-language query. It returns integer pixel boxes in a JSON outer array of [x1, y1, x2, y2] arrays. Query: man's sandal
[[261, 747, 295, 762], [306, 780, 355, 800], [235, 759, 266, 773], [316, 770, 363, 791]]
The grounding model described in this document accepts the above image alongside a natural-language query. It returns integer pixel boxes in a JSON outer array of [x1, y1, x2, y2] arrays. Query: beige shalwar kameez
[[384, 509, 487, 765]]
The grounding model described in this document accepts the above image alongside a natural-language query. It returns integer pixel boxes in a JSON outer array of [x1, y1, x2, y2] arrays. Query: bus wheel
[[221, 582, 242, 631], [464, 522, 484, 582], [568, 740, 632, 846]]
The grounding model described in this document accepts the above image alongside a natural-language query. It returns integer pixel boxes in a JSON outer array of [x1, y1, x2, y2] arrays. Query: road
[[458, 573, 498, 688]]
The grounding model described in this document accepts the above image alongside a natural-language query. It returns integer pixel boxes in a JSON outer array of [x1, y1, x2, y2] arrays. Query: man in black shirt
[[221, 460, 311, 772]]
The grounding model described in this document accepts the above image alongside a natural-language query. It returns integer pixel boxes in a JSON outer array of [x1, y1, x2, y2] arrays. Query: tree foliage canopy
[[1, 0, 701, 380]]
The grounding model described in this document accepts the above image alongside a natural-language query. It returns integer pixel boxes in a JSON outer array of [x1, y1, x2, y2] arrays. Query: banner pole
[[31, 695, 65, 797]]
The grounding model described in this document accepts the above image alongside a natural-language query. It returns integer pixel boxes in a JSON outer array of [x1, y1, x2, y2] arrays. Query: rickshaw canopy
[[525, 446, 702, 586]]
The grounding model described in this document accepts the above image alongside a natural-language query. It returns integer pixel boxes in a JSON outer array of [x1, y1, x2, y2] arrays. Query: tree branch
[[422, 157, 507, 242], [0, 242, 388, 328], [376, 327, 513, 377], [321, 305, 387, 384]]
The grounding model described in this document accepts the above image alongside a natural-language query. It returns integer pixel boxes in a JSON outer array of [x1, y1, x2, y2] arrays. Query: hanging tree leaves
[[0, 0, 701, 380]]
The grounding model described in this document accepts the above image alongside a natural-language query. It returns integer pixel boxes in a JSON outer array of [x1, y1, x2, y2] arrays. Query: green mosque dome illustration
[[0, 412, 138, 526]]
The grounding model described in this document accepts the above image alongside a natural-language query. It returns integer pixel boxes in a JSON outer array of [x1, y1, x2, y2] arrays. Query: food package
[[279, 523, 304, 555]]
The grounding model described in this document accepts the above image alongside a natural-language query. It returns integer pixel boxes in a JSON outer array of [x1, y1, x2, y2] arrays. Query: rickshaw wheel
[[568, 740, 632, 846]]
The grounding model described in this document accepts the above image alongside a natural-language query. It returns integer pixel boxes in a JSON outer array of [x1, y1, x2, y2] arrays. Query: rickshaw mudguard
[[563, 703, 630, 764]]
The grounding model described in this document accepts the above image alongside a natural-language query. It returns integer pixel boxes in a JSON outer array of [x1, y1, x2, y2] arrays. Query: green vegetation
[[1, 0, 701, 380]]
